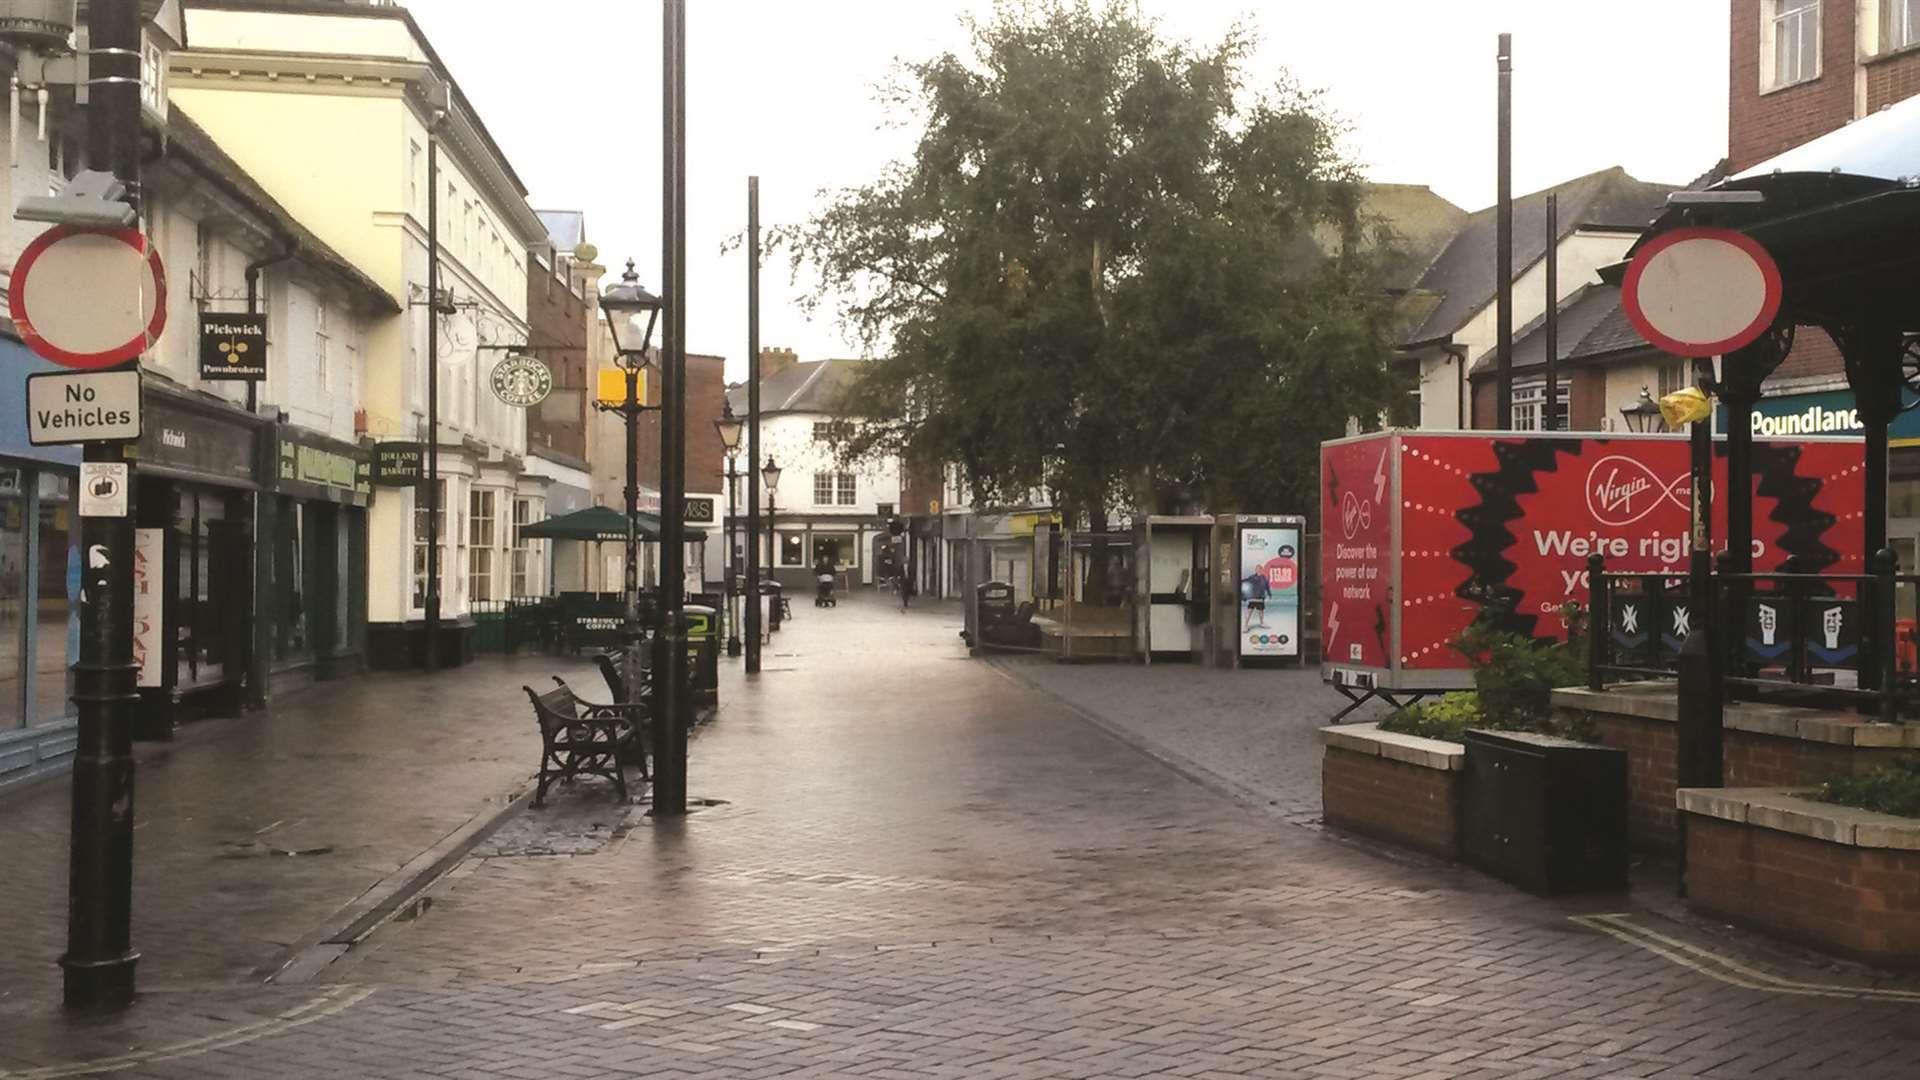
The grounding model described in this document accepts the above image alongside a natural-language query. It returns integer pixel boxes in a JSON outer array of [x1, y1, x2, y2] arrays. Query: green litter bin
[[685, 604, 718, 707]]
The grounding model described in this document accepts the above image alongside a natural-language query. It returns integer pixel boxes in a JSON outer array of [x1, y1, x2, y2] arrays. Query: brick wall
[[1582, 707, 1920, 851], [1866, 47, 1920, 109], [525, 254, 591, 461], [1321, 746, 1463, 859], [1728, 0, 1858, 173], [627, 353, 727, 497], [1686, 814, 1920, 966]]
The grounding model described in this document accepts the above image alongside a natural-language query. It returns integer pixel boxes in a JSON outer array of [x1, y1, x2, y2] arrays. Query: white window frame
[[468, 488, 497, 602], [1886, 0, 1920, 52], [511, 497, 534, 597], [1763, 0, 1821, 92], [1511, 380, 1569, 433], [411, 479, 447, 611]]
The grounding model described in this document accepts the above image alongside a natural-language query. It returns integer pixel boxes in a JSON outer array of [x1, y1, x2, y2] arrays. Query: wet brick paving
[[2, 596, 1919, 1078]]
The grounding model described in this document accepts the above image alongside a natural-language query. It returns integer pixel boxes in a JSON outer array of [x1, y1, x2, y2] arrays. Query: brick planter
[[1680, 788, 1920, 968], [1554, 685, 1920, 852], [1321, 724, 1464, 859]]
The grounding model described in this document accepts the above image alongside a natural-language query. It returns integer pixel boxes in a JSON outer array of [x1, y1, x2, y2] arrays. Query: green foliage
[[1818, 760, 1920, 819], [1379, 692, 1482, 742], [1378, 600, 1597, 744], [1454, 598, 1588, 729], [782, 0, 1409, 521]]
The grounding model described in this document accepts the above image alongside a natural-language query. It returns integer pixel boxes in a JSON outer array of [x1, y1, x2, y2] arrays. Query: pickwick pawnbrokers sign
[[275, 428, 371, 506], [199, 313, 269, 381]]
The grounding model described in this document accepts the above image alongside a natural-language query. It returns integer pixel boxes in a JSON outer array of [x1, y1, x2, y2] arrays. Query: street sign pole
[[62, 0, 143, 1012]]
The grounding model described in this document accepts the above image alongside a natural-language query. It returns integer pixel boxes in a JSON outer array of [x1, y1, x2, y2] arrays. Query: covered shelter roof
[[1625, 94, 1920, 331]]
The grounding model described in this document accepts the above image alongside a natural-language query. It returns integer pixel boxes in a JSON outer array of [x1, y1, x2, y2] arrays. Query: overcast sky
[[402, 0, 1729, 382]]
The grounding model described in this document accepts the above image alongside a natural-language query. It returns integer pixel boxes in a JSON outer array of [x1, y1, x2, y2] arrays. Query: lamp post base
[[726, 635, 742, 657], [61, 950, 139, 1012]]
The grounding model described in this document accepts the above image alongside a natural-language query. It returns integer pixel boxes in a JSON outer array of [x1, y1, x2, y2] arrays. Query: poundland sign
[[1716, 389, 1920, 446]]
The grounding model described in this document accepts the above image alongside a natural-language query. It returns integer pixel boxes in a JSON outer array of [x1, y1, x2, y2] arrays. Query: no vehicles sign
[[26, 369, 142, 445]]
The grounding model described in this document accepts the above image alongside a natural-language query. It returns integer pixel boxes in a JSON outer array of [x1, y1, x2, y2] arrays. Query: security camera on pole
[[2, 0, 162, 1011]]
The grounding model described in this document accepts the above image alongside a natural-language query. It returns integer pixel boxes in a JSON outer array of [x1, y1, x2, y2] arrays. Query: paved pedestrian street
[[4, 597, 1920, 1078]]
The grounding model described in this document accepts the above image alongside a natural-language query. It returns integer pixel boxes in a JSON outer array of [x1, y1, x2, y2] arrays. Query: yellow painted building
[[171, 2, 553, 657]]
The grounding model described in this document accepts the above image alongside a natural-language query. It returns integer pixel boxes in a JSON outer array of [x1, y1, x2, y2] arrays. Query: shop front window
[[33, 473, 75, 724], [1, 467, 26, 729], [813, 535, 856, 570], [511, 497, 534, 597], [275, 496, 311, 665], [469, 489, 496, 602], [176, 489, 242, 688], [412, 480, 447, 610], [778, 531, 805, 567]]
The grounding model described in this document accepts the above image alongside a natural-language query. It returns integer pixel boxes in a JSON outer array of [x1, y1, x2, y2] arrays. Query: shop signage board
[[1713, 387, 1920, 446], [371, 441, 425, 486], [10, 225, 167, 369], [198, 313, 268, 381], [276, 432, 371, 505], [491, 354, 552, 407], [685, 496, 715, 524], [1319, 430, 1868, 692], [139, 396, 259, 486], [25, 369, 142, 445], [132, 527, 164, 688], [78, 462, 129, 518], [1237, 518, 1302, 659]]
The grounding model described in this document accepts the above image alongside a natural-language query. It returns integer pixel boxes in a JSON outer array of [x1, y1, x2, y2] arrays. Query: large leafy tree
[[787, 0, 1408, 527]]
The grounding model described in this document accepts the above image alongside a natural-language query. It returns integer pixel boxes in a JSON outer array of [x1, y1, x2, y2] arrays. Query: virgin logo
[[1586, 456, 1690, 527], [1340, 490, 1372, 539]]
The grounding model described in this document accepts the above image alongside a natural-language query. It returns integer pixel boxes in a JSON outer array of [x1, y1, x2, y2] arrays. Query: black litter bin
[[1461, 729, 1628, 896]]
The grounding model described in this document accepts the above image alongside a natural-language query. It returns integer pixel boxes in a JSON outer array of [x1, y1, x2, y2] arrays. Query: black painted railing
[[1587, 549, 1913, 723]]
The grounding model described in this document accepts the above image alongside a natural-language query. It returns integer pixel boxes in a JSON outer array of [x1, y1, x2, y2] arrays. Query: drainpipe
[[1446, 343, 1470, 429]]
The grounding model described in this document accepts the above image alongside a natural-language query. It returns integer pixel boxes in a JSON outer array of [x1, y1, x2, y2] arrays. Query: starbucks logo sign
[[491, 354, 553, 407]]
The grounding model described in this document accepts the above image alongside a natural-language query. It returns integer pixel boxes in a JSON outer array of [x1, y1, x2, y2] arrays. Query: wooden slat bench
[[523, 680, 651, 806]]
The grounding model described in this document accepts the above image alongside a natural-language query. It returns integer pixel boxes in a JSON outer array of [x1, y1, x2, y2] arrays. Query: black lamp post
[[1621, 387, 1667, 434], [596, 260, 663, 706], [762, 455, 783, 632], [714, 400, 744, 656]]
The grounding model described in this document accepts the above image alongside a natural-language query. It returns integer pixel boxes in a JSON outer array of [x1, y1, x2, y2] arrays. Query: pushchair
[[814, 570, 837, 607]]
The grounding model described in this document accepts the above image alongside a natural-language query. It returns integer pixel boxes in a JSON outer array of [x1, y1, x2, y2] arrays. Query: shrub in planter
[[1381, 600, 1596, 743], [1818, 760, 1920, 818]]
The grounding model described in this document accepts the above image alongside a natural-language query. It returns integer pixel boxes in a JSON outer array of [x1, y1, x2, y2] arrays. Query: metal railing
[[1587, 550, 1913, 723]]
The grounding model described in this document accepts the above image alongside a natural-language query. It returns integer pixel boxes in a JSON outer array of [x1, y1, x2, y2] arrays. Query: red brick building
[[1730, 1, 1920, 383]]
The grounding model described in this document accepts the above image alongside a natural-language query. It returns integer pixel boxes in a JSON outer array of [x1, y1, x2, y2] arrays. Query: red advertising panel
[[1320, 436, 1395, 670], [1320, 431, 1865, 686]]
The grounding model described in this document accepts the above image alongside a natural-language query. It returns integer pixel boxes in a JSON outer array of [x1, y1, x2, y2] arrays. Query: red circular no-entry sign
[[1621, 226, 1782, 358], [10, 224, 167, 369]]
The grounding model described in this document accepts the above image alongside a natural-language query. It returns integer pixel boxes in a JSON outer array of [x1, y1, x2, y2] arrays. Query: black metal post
[[654, 0, 689, 816], [63, 0, 142, 1011], [622, 363, 641, 703], [424, 128, 442, 671], [1494, 32, 1513, 430], [767, 493, 781, 632], [1677, 401, 1723, 795], [724, 457, 742, 657], [1543, 191, 1557, 430], [1876, 548, 1900, 724], [745, 177, 762, 674]]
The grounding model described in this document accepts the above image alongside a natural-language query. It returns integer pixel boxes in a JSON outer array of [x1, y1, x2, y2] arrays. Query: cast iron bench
[[523, 680, 650, 806]]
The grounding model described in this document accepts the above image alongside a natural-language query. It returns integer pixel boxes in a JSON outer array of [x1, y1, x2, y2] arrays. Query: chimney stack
[[759, 346, 798, 381]]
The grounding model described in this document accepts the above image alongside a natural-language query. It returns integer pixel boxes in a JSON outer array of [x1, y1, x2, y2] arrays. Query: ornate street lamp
[[1621, 386, 1667, 434], [762, 455, 782, 632], [596, 260, 663, 705], [714, 399, 744, 656]]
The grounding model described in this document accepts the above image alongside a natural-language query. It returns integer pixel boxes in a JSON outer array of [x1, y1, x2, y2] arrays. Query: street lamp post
[[596, 261, 663, 709], [714, 400, 744, 657], [1620, 387, 1667, 434], [763, 456, 782, 632]]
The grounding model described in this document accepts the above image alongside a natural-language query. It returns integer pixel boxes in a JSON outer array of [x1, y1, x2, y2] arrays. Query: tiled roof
[[726, 359, 868, 416], [1403, 166, 1676, 345]]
